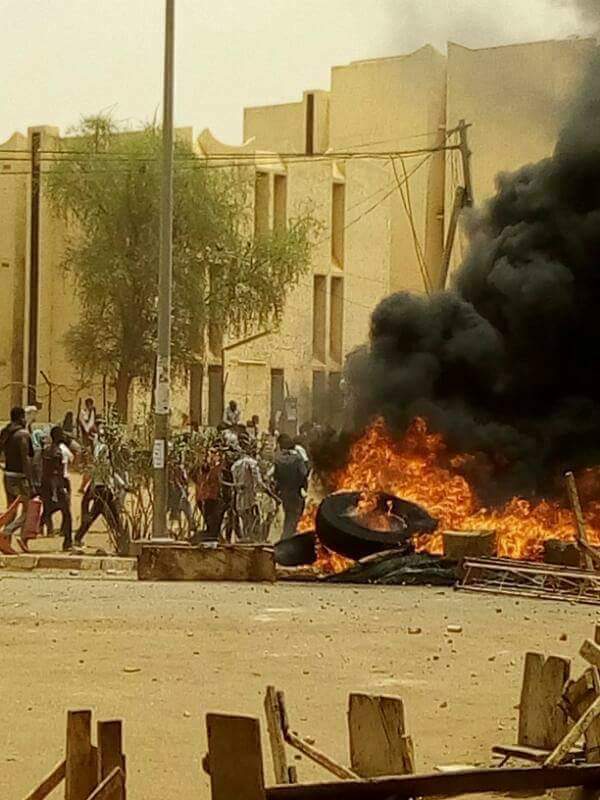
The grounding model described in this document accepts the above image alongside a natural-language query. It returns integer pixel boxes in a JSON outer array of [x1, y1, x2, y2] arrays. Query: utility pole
[[153, 0, 175, 538], [439, 120, 473, 289]]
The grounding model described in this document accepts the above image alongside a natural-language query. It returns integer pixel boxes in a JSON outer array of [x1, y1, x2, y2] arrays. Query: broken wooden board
[[138, 543, 276, 582], [518, 652, 571, 749], [442, 530, 496, 561], [563, 666, 600, 764], [492, 744, 583, 764], [348, 693, 414, 777], [207, 714, 266, 800]]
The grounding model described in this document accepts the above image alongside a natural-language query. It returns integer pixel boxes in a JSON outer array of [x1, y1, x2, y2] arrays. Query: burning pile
[[306, 417, 600, 565], [305, 48, 600, 574]]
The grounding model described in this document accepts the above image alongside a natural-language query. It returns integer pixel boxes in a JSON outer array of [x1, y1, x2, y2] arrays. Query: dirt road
[[2, 571, 597, 799]]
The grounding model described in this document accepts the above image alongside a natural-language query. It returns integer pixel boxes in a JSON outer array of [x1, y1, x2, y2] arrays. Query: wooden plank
[[24, 760, 66, 800], [206, 714, 266, 800], [563, 669, 598, 719], [264, 686, 289, 784], [138, 544, 276, 582], [546, 694, 600, 765], [518, 653, 570, 749], [277, 690, 358, 781], [265, 764, 600, 800], [97, 721, 125, 799], [84, 768, 124, 800], [348, 693, 414, 778], [66, 710, 96, 800], [580, 639, 600, 669], [562, 667, 600, 763], [566, 472, 594, 571], [492, 744, 582, 764], [595, 625, 600, 645]]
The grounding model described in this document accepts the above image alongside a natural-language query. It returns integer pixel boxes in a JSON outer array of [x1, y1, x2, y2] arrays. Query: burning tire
[[274, 532, 317, 567], [316, 491, 437, 561]]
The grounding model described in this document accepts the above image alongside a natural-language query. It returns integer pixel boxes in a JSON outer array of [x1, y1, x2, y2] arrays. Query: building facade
[[0, 37, 595, 428]]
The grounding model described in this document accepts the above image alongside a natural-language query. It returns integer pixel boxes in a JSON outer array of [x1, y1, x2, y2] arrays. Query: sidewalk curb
[[0, 553, 137, 573]]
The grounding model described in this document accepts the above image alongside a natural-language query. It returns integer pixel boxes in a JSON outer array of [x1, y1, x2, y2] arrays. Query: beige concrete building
[[0, 36, 595, 428]]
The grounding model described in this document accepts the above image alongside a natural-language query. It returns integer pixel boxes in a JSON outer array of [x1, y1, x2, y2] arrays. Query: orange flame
[[303, 417, 600, 572]]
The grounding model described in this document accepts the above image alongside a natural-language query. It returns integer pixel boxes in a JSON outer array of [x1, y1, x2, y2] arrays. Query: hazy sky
[[1, 0, 591, 146]]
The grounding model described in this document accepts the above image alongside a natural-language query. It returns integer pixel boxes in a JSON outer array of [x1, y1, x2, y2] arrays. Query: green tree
[[46, 114, 316, 418]]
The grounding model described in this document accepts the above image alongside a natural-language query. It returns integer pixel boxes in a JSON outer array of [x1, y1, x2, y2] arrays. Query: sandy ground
[[2, 572, 599, 799]]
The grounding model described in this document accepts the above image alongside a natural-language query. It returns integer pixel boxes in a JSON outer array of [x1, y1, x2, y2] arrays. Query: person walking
[[74, 419, 125, 549], [78, 397, 97, 450], [194, 446, 225, 540], [0, 406, 36, 551], [231, 441, 271, 541], [40, 426, 73, 551], [273, 434, 308, 539]]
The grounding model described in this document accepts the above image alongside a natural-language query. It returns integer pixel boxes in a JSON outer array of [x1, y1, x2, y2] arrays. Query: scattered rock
[[560, 633, 568, 642], [440, 701, 448, 709], [183, 711, 191, 718], [408, 627, 422, 635], [69, 570, 80, 577], [123, 666, 141, 674], [304, 736, 316, 745], [447, 625, 463, 634]]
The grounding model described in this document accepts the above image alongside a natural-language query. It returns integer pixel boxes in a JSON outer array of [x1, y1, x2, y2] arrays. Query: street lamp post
[[153, 0, 175, 538]]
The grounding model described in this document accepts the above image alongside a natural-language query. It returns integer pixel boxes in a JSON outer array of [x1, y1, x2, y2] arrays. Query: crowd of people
[[0, 400, 128, 554], [0, 397, 319, 555]]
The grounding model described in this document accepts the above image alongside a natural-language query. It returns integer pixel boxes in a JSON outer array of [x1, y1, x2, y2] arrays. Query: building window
[[332, 182, 345, 268], [305, 93, 315, 156], [312, 275, 327, 363], [273, 174, 287, 232], [312, 370, 327, 424], [254, 171, 271, 237], [329, 276, 344, 364], [208, 365, 224, 427]]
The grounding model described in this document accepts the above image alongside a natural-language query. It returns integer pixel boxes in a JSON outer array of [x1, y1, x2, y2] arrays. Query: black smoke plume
[[338, 49, 600, 504]]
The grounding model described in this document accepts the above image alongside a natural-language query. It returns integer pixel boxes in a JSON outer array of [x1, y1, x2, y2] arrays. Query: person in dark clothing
[[75, 424, 125, 548], [0, 407, 35, 549], [273, 433, 308, 539], [40, 426, 73, 551]]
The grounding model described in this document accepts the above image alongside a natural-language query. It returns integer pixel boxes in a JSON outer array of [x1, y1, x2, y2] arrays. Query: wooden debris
[[492, 744, 582, 764], [206, 714, 266, 800], [442, 530, 496, 561], [277, 690, 358, 781], [518, 653, 571, 749], [138, 543, 276, 582], [66, 710, 96, 800], [562, 666, 600, 763], [580, 639, 600, 669], [546, 695, 600, 765], [265, 764, 600, 800], [84, 767, 124, 800], [566, 472, 594, 572], [97, 720, 125, 797], [264, 686, 290, 784], [24, 760, 66, 800], [348, 693, 414, 777]]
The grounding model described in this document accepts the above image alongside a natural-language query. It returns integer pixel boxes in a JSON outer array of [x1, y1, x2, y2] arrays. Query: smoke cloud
[[343, 50, 600, 504]]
